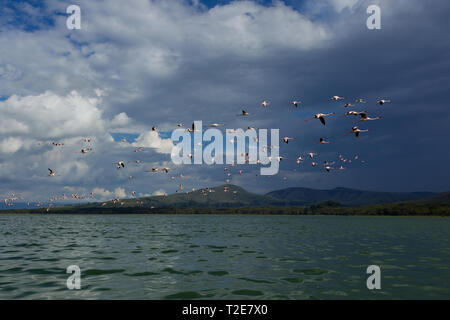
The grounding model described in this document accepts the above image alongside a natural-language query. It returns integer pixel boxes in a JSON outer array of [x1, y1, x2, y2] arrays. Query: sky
[[0, 0, 449, 203]]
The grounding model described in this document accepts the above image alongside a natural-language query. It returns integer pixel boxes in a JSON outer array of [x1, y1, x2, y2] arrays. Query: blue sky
[[0, 0, 449, 204]]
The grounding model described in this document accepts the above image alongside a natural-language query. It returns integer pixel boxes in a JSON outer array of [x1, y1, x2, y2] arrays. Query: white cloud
[[114, 187, 127, 198], [152, 189, 166, 196], [132, 131, 174, 154], [92, 187, 127, 199], [92, 187, 113, 199], [110, 112, 132, 128], [0, 90, 105, 142], [0, 137, 29, 154]]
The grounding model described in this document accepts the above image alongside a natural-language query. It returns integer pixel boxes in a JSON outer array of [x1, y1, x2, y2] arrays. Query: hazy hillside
[[79, 184, 283, 209], [74, 184, 437, 209], [265, 187, 434, 206], [422, 191, 450, 203]]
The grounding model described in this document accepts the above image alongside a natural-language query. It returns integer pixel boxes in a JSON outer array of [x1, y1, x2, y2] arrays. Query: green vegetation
[[2, 200, 449, 216]]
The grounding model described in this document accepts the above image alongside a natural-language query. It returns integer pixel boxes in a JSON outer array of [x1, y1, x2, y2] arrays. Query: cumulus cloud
[[92, 187, 127, 200], [110, 112, 132, 128], [132, 131, 174, 154], [152, 189, 167, 196], [0, 90, 105, 142]]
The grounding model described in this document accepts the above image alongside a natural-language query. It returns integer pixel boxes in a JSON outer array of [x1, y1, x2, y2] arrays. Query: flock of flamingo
[[2, 96, 390, 211]]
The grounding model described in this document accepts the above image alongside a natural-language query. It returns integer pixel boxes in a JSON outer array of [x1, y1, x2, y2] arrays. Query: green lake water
[[0, 214, 449, 299]]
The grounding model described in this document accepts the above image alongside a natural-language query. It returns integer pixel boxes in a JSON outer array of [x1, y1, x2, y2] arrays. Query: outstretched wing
[[319, 117, 325, 125]]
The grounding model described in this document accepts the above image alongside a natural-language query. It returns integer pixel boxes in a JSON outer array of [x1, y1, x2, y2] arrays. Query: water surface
[[0, 214, 449, 299]]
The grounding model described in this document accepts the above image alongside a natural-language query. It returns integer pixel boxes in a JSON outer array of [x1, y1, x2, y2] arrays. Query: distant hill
[[2, 185, 448, 216], [422, 191, 450, 203], [78, 185, 283, 209], [265, 187, 434, 206], [75, 184, 435, 209]]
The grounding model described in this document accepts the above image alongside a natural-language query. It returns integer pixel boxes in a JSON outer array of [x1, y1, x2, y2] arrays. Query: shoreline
[[1, 202, 449, 217], [0, 212, 448, 218]]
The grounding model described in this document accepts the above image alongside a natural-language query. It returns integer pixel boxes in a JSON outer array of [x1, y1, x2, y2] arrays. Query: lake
[[0, 214, 449, 299]]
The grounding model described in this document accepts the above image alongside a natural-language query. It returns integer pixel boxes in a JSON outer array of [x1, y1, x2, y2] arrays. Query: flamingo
[[330, 96, 344, 101], [261, 100, 269, 107], [116, 161, 125, 169], [305, 113, 335, 125], [377, 99, 391, 105], [80, 148, 93, 154], [185, 122, 198, 133], [345, 110, 365, 116], [358, 112, 381, 122], [269, 156, 284, 162], [48, 168, 56, 177], [282, 137, 294, 144], [291, 101, 301, 107], [355, 98, 366, 103], [348, 126, 369, 138]]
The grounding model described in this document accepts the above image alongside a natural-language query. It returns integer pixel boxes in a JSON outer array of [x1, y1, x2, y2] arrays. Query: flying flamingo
[[291, 101, 301, 107], [318, 138, 330, 144], [305, 113, 335, 125], [347, 126, 369, 138], [357, 112, 381, 122], [345, 110, 365, 116], [282, 137, 294, 144], [377, 99, 391, 105]]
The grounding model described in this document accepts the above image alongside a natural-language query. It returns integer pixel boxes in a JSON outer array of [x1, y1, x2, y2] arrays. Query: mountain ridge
[[72, 184, 438, 209]]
